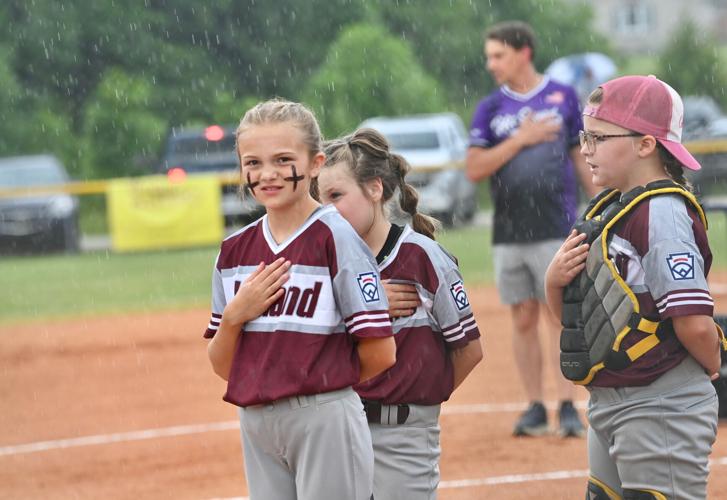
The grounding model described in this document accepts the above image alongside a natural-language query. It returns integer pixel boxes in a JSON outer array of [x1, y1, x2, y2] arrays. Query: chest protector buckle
[[559, 180, 717, 385]]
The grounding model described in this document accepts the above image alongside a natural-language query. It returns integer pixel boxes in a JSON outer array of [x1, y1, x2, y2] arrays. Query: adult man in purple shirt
[[466, 20, 596, 437]]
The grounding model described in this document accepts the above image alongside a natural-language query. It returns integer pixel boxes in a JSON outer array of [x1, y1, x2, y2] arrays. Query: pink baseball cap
[[583, 75, 700, 170]]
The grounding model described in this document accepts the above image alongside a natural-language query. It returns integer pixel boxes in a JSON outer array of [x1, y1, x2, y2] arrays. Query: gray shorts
[[493, 239, 562, 305], [586, 356, 718, 499], [238, 387, 373, 500]]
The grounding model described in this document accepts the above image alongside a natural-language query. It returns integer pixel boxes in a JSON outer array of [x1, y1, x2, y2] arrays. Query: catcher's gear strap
[[587, 476, 622, 499], [622, 489, 666, 500], [560, 180, 716, 385], [717, 321, 727, 352]]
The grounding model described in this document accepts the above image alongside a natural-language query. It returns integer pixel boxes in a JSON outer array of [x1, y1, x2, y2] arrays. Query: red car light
[[204, 125, 225, 142], [167, 167, 187, 183]]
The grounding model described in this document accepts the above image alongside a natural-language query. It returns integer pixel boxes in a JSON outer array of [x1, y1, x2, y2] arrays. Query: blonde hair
[[586, 88, 692, 191], [322, 128, 439, 240], [235, 98, 323, 195]]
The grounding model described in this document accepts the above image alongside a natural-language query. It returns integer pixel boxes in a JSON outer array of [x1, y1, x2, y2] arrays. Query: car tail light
[[204, 125, 225, 142], [167, 167, 187, 183]]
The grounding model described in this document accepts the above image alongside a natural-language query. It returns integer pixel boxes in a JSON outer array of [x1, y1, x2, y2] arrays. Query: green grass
[[2, 217, 725, 325], [709, 210, 727, 269], [0, 226, 494, 325], [438, 224, 493, 285], [79, 194, 109, 235], [0, 246, 218, 324]]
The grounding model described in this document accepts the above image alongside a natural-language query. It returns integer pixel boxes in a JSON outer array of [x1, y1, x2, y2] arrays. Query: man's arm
[[465, 112, 561, 183], [569, 146, 599, 198]]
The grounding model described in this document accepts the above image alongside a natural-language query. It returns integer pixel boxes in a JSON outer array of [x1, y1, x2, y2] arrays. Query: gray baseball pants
[[368, 403, 441, 500], [238, 386, 374, 500], [586, 355, 718, 499]]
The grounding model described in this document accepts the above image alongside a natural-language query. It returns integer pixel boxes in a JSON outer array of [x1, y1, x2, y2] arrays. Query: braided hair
[[322, 128, 439, 240], [657, 143, 693, 191]]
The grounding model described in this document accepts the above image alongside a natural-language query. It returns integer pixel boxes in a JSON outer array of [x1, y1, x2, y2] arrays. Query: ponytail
[[324, 128, 439, 240], [657, 143, 692, 192], [391, 154, 439, 240]]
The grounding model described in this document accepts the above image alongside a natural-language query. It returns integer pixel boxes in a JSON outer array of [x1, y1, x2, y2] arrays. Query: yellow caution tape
[[0, 172, 242, 198], [0, 160, 470, 199], [684, 138, 727, 155]]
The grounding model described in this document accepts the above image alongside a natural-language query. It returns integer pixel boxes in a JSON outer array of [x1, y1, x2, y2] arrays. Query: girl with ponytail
[[318, 127, 484, 500]]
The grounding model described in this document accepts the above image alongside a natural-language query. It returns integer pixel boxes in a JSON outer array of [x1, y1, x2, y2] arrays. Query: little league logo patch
[[357, 272, 380, 303], [666, 252, 695, 280], [449, 280, 469, 311]]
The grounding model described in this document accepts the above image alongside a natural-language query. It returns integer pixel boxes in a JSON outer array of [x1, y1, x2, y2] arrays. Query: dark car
[[0, 155, 80, 253], [159, 125, 263, 225]]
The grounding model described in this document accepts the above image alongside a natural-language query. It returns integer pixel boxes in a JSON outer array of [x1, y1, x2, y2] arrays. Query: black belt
[[361, 399, 410, 425]]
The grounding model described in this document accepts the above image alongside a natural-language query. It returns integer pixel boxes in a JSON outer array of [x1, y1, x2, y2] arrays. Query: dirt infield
[[3, 280, 727, 499]]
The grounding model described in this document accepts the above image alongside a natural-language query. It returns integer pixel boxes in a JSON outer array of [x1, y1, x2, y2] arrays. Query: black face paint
[[283, 164, 305, 191], [246, 172, 259, 195]]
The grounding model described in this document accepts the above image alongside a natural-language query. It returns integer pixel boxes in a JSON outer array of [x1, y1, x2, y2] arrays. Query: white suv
[[359, 113, 478, 226]]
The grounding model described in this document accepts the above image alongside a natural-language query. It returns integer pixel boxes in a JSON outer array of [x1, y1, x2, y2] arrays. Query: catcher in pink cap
[[545, 75, 723, 499]]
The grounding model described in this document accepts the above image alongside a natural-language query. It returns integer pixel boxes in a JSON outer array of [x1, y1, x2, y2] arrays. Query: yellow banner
[[107, 175, 223, 252]]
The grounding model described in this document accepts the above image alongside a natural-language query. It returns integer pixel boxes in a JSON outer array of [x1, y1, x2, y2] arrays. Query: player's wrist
[[220, 307, 247, 331]]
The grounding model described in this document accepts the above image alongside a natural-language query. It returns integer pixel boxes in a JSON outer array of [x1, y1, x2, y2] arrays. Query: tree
[[657, 20, 727, 107], [0, 43, 78, 173], [0, 0, 608, 178], [81, 69, 167, 179], [375, 0, 608, 114], [305, 23, 446, 137]]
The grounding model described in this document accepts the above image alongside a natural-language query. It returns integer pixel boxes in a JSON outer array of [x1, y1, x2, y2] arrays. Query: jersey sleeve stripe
[[348, 320, 393, 335], [345, 312, 391, 327], [461, 322, 479, 335], [347, 318, 392, 332], [442, 315, 475, 337], [443, 322, 479, 342], [655, 290, 712, 308], [658, 298, 715, 313], [344, 310, 390, 323], [204, 314, 222, 338]]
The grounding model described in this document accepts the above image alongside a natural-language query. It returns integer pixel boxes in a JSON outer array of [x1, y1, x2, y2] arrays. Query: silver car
[[359, 113, 478, 226], [0, 155, 80, 253]]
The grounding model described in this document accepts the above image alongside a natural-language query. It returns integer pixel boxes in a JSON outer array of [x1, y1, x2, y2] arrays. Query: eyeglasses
[[579, 130, 642, 154]]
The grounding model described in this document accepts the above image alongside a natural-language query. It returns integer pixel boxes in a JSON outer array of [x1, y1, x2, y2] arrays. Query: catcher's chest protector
[[559, 180, 714, 385]]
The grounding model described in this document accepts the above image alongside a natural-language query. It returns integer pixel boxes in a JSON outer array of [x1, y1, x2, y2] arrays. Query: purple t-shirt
[[469, 77, 582, 244]]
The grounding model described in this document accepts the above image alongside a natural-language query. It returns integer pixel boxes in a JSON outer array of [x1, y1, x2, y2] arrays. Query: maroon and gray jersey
[[355, 225, 481, 405], [203, 205, 393, 406], [592, 194, 713, 387]]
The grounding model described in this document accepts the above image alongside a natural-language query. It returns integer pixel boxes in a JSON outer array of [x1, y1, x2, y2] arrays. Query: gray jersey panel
[[322, 209, 390, 328], [210, 251, 226, 316], [642, 195, 709, 301], [399, 228, 478, 345]]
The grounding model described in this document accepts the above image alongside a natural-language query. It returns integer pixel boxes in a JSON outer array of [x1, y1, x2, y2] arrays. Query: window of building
[[613, 0, 652, 34]]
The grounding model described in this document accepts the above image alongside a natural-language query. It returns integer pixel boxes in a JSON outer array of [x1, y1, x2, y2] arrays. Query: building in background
[[566, 0, 727, 54]]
